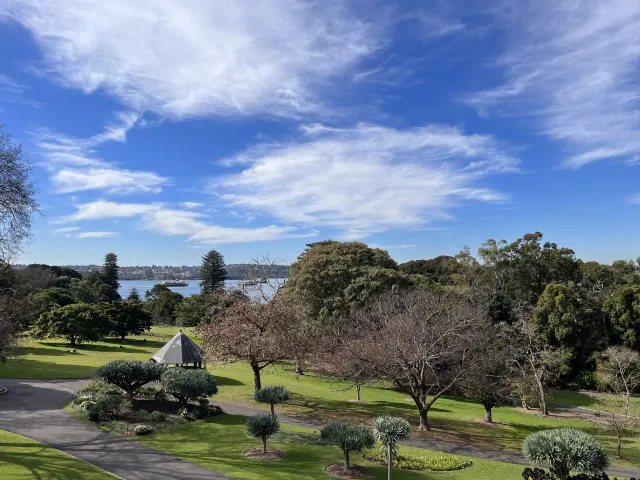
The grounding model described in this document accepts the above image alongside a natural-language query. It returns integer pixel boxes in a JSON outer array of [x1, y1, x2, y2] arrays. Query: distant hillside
[[13, 263, 289, 281]]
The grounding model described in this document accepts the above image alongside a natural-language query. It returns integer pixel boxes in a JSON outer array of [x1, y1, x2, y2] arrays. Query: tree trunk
[[418, 407, 430, 431], [356, 384, 361, 402], [251, 362, 262, 392], [343, 449, 350, 470], [484, 405, 493, 423], [262, 436, 267, 454], [616, 428, 622, 458], [69, 336, 76, 346], [555, 467, 570, 480], [295, 358, 304, 376], [270, 403, 275, 415], [535, 377, 548, 415], [387, 444, 392, 480]]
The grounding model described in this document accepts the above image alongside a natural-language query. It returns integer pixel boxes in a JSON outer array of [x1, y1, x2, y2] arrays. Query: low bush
[[95, 360, 165, 401], [78, 380, 122, 398], [134, 424, 154, 436], [86, 394, 130, 421], [151, 411, 166, 422], [73, 395, 90, 405], [136, 386, 161, 400], [134, 410, 153, 422], [363, 451, 472, 471], [160, 368, 218, 407], [521, 468, 632, 480], [80, 400, 95, 411]]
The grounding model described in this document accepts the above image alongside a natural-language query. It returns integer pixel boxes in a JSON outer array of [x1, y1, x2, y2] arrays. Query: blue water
[[118, 279, 279, 299]]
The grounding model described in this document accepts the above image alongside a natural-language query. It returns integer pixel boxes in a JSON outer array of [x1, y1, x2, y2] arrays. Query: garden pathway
[[215, 400, 640, 480], [0, 378, 230, 480]]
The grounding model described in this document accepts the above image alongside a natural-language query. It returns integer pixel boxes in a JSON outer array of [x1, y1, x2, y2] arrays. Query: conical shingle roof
[[151, 330, 204, 364]]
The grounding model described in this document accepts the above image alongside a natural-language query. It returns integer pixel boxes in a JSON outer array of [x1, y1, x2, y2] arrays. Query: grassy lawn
[[3, 327, 639, 469], [551, 390, 640, 413], [0, 429, 115, 479]]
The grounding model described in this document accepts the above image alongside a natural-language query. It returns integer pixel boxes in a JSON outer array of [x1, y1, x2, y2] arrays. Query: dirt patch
[[325, 464, 369, 479], [346, 400, 368, 404], [471, 418, 509, 428], [244, 448, 284, 460]]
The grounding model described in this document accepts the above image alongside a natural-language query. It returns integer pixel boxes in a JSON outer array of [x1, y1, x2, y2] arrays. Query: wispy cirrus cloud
[[180, 202, 204, 209], [5, 0, 382, 119], [214, 123, 517, 239], [59, 200, 317, 245], [72, 231, 118, 239], [0, 74, 41, 107], [465, 1, 640, 168]]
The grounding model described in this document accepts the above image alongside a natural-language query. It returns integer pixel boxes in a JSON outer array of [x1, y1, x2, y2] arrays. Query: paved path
[[216, 401, 640, 479], [0, 378, 229, 480]]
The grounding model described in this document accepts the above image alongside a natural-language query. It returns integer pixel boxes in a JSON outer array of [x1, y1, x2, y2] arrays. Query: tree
[[372, 416, 411, 480], [151, 291, 184, 324], [522, 428, 608, 480], [398, 256, 461, 284], [201, 298, 303, 392], [254, 386, 289, 414], [34, 303, 109, 346], [594, 396, 640, 458], [320, 421, 375, 471], [175, 294, 207, 327], [94, 360, 164, 401], [98, 300, 153, 340], [0, 294, 23, 363], [246, 414, 280, 454], [127, 288, 141, 301], [596, 346, 640, 418], [200, 249, 227, 294], [0, 127, 39, 260], [605, 284, 640, 348], [203, 290, 248, 324], [329, 291, 489, 430], [102, 253, 120, 292], [282, 241, 398, 323], [160, 368, 218, 407]]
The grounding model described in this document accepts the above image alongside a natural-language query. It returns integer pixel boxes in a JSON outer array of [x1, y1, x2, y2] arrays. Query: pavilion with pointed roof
[[150, 330, 205, 368]]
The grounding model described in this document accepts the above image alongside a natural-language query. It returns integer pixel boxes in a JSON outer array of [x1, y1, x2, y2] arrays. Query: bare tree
[[509, 314, 571, 415], [200, 297, 306, 392], [328, 290, 490, 430], [594, 396, 639, 458], [0, 128, 39, 260], [596, 346, 640, 418], [242, 254, 288, 302]]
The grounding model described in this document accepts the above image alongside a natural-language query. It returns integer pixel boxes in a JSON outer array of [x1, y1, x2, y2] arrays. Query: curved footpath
[[1, 378, 639, 480], [0, 378, 229, 480]]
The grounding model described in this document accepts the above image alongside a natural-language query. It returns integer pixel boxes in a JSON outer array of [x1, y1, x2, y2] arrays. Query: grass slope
[[0, 429, 115, 480]]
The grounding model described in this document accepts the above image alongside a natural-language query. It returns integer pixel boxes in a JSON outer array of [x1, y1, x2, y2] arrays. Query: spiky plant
[[246, 414, 280, 453], [372, 416, 411, 480], [522, 428, 608, 480], [254, 385, 290, 414], [320, 421, 375, 470]]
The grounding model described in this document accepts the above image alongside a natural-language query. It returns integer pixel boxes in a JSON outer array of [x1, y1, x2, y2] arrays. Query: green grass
[[551, 391, 640, 413], [1, 326, 185, 378], [0, 429, 116, 479], [127, 412, 526, 480]]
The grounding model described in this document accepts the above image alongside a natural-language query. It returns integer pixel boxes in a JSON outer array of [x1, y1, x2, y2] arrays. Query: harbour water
[[118, 279, 279, 299]]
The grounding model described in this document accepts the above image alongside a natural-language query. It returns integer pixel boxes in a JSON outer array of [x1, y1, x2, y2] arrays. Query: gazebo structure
[[150, 330, 205, 368]]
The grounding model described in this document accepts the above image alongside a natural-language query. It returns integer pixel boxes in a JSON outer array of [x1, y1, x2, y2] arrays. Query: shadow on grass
[[103, 338, 167, 349], [40, 342, 148, 354], [215, 375, 245, 387], [0, 358, 97, 378], [14, 346, 72, 357], [0, 445, 106, 480]]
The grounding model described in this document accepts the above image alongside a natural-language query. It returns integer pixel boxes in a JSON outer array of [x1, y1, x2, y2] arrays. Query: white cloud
[[630, 194, 640, 204], [72, 231, 118, 239], [52, 226, 80, 234], [34, 113, 170, 195], [214, 123, 517, 238], [180, 202, 204, 209], [466, 1, 640, 168], [6, 0, 380, 118], [60, 200, 317, 245], [0, 74, 41, 107]]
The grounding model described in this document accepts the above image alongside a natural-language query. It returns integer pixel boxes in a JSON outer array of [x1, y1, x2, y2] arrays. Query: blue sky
[[1, 0, 639, 266]]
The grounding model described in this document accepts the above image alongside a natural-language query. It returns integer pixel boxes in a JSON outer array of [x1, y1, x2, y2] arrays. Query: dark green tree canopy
[[98, 300, 153, 340], [605, 284, 640, 348], [103, 253, 120, 291], [160, 368, 218, 406], [321, 421, 375, 470], [34, 302, 109, 346], [254, 385, 289, 414], [200, 250, 227, 294], [94, 360, 164, 401], [127, 287, 141, 301], [175, 294, 206, 327]]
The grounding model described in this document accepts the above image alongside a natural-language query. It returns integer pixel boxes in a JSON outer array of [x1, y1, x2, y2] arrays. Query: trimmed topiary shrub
[[363, 450, 472, 471], [160, 368, 218, 407], [78, 380, 123, 398], [86, 393, 130, 421], [522, 428, 609, 480], [94, 360, 165, 401], [134, 424, 154, 435], [254, 386, 289, 414], [373, 416, 412, 479], [246, 414, 280, 454], [150, 411, 166, 422], [320, 421, 375, 470]]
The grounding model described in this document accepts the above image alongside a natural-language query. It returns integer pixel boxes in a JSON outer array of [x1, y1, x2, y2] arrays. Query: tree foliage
[[160, 368, 218, 406], [254, 385, 289, 414], [320, 421, 375, 470], [372, 415, 411, 478], [200, 249, 227, 294], [175, 294, 207, 327], [34, 302, 109, 346], [98, 300, 153, 340], [604, 284, 640, 348], [522, 428, 608, 480], [102, 253, 120, 292], [94, 360, 164, 401], [246, 414, 280, 454]]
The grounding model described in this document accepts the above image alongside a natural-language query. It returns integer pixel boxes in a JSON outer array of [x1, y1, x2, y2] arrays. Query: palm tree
[[372, 416, 411, 480]]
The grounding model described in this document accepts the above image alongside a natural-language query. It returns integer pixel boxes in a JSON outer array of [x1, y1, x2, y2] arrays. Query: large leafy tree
[[283, 241, 399, 323], [200, 249, 227, 294], [605, 284, 640, 348], [102, 253, 120, 290], [151, 290, 184, 324], [98, 300, 153, 340], [175, 294, 207, 327], [34, 303, 109, 346]]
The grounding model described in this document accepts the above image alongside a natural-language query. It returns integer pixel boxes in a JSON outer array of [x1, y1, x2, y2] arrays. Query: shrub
[[150, 411, 166, 422], [134, 424, 154, 436], [362, 450, 472, 471], [80, 400, 96, 411], [94, 360, 165, 401], [134, 410, 153, 422], [78, 380, 123, 398], [320, 421, 375, 470], [521, 468, 631, 480], [246, 414, 280, 454], [160, 368, 218, 406], [136, 386, 161, 400], [73, 395, 90, 405], [522, 428, 609, 480], [254, 386, 289, 414], [87, 393, 130, 421], [177, 407, 188, 418]]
